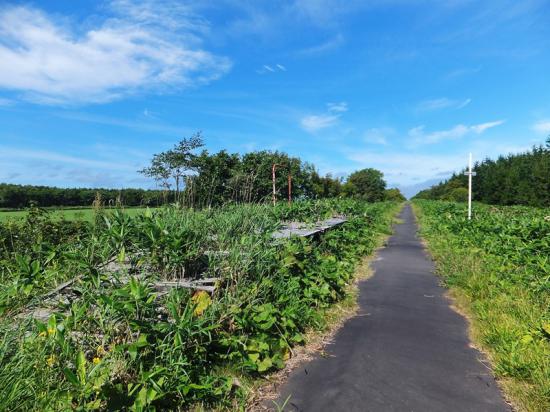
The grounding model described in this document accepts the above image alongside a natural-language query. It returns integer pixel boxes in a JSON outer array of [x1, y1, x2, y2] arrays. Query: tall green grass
[[413, 200, 550, 412]]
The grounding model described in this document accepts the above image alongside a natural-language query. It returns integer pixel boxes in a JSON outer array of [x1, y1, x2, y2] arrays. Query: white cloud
[[301, 114, 339, 132], [410, 120, 505, 145], [532, 120, 550, 134], [470, 120, 505, 133], [416, 97, 471, 111], [327, 102, 348, 113], [456, 98, 472, 109], [276, 64, 287, 71], [345, 150, 467, 186], [340, 138, 538, 188], [301, 101, 348, 132], [0, 3, 231, 105]]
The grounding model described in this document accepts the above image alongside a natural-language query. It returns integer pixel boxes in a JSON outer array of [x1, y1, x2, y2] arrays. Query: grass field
[[0, 207, 149, 222], [413, 200, 550, 412]]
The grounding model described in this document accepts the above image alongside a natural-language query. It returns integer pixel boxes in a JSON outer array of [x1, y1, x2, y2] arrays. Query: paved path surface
[[272, 204, 508, 412]]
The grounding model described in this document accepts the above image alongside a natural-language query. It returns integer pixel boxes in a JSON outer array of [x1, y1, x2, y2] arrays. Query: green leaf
[[135, 334, 149, 347], [117, 247, 126, 264], [257, 357, 272, 372], [85, 399, 102, 410], [76, 350, 86, 385], [63, 367, 80, 387], [248, 353, 260, 363], [520, 334, 533, 345], [128, 344, 138, 361]]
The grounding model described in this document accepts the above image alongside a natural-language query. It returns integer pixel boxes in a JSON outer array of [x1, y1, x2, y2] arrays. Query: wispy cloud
[[257, 63, 287, 74], [409, 120, 505, 145], [295, 33, 344, 56], [0, 2, 231, 105], [416, 97, 471, 112], [470, 120, 505, 133], [327, 102, 348, 113], [0, 146, 136, 171], [363, 128, 393, 145], [301, 114, 339, 133], [54, 111, 191, 136], [301, 101, 348, 132], [444, 66, 482, 80], [532, 120, 550, 135]]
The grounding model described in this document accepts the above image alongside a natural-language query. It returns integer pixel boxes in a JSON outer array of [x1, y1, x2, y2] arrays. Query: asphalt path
[[271, 204, 509, 412]]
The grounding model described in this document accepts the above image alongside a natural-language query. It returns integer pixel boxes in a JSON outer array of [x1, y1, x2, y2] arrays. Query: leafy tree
[[343, 168, 386, 202], [442, 187, 468, 202], [311, 172, 343, 199], [385, 188, 406, 202], [139, 133, 204, 202], [187, 149, 240, 208]]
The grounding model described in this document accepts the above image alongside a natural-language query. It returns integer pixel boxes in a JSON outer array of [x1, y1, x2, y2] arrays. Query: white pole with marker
[[465, 153, 476, 220]]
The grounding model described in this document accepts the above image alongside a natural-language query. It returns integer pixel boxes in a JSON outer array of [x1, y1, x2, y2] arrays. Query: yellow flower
[[96, 345, 106, 356], [92, 357, 101, 365], [47, 327, 56, 336], [46, 355, 56, 367], [38, 331, 47, 338]]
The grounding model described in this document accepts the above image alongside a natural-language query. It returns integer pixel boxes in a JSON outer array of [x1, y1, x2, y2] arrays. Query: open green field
[[0, 207, 149, 222]]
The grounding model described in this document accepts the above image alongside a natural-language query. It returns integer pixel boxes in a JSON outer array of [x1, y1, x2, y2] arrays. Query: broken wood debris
[[153, 278, 219, 295], [22, 216, 348, 321]]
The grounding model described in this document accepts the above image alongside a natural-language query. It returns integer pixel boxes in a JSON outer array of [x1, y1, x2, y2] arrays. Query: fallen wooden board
[[153, 279, 218, 295], [271, 216, 347, 239]]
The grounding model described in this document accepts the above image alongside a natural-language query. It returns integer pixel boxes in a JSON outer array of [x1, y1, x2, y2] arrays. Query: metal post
[[272, 164, 278, 206], [288, 172, 292, 205]]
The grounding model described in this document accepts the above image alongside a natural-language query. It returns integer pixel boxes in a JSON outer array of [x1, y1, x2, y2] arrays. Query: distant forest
[[1, 136, 406, 209], [0, 185, 165, 209], [414, 138, 550, 207]]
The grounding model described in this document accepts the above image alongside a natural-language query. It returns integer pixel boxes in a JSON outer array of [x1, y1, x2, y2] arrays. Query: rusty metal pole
[[288, 172, 292, 205], [272, 163, 277, 206]]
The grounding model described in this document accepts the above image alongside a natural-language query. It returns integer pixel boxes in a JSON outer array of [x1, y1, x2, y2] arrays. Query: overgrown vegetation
[[413, 200, 550, 411], [0, 199, 398, 410], [414, 137, 550, 206]]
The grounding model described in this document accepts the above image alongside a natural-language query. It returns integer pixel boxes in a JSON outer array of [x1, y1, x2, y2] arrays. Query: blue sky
[[1, 0, 549, 197]]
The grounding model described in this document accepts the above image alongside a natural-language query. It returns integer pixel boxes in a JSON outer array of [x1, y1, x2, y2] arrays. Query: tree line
[[1, 133, 405, 209], [414, 137, 550, 207], [139, 133, 403, 207], [0, 185, 164, 209]]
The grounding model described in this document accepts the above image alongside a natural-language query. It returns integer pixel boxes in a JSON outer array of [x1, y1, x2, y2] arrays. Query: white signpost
[[464, 153, 476, 220]]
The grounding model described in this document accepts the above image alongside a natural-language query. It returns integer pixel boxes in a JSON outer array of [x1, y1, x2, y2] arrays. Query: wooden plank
[[272, 217, 347, 239]]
